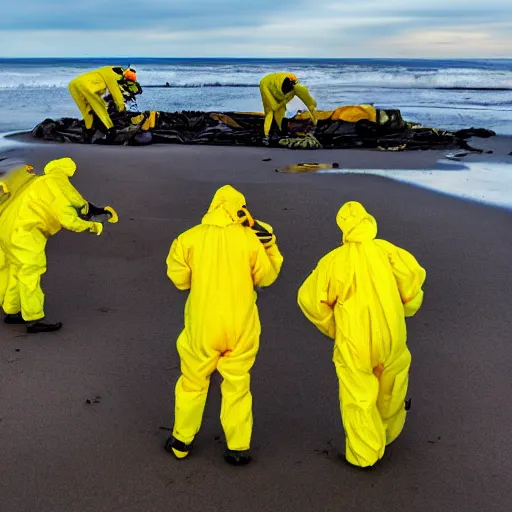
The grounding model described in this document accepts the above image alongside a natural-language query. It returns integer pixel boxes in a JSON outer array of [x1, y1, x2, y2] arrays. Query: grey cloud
[[0, 0, 297, 30], [0, 0, 510, 59], [2, 0, 510, 34], [374, 7, 511, 22], [325, 1, 511, 26], [326, 7, 511, 39]]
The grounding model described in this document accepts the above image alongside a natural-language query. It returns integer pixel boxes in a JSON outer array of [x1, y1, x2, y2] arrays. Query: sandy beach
[[1, 139, 511, 512]]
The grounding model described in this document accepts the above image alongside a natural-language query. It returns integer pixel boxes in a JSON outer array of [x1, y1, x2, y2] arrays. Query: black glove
[[252, 220, 276, 248], [80, 202, 118, 224]]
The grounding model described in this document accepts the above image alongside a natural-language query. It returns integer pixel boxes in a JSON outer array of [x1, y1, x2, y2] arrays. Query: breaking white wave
[[0, 62, 511, 90]]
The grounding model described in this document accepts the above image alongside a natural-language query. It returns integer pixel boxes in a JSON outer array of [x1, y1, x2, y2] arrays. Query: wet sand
[[1, 140, 511, 512]]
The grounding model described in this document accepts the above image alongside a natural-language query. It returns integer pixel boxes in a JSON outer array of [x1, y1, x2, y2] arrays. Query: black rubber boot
[[224, 449, 252, 466], [164, 436, 191, 460], [4, 313, 27, 325], [105, 128, 117, 143], [26, 320, 63, 334], [83, 127, 96, 143]]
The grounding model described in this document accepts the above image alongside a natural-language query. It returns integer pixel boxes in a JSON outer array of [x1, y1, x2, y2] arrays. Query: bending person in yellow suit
[[259, 72, 318, 142], [0, 158, 112, 334], [68, 66, 139, 136], [297, 201, 426, 468], [165, 185, 283, 465]]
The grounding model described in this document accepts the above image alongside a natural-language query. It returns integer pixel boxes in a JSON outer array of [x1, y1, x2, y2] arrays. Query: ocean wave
[[0, 64, 511, 91], [143, 82, 512, 91], [1, 80, 511, 91]]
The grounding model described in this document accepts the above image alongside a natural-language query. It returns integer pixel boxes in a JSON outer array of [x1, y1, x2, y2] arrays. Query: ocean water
[[320, 161, 512, 212], [0, 57, 511, 135], [1, 58, 511, 210]]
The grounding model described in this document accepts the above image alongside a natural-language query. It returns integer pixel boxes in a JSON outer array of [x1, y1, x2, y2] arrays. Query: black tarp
[[30, 109, 495, 151]]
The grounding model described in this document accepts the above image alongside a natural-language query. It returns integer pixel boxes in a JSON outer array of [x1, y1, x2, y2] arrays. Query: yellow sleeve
[[249, 231, 283, 288], [297, 252, 337, 339], [101, 68, 126, 113], [403, 290, 424, 318], [265, 242, 283, 274], [259, 243, 284, 287], [293, 84, 317, 111], [166, 236, 191, 291], [377, 240, 426, 317], [47, 178, 97, 233]]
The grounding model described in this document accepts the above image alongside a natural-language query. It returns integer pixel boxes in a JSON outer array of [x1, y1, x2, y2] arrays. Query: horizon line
[[0, 56, 511, 61]]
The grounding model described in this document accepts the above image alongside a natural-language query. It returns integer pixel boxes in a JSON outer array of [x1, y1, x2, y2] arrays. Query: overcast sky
[[1, 0, 511, 58]]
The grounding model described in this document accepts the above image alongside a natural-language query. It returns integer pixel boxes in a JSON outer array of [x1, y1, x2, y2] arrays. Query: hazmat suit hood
[[202, 185, 247, 227], [336, 201, 377, 243], [43, 157, 77, 178]]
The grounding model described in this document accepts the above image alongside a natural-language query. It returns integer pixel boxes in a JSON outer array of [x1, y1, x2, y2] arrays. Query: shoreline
[[5, 130, 512, 158], [3, 131, 511, 211]]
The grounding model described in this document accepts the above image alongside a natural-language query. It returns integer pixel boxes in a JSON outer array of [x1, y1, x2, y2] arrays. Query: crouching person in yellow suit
[[259, 72, 318, 143], [164, 185, 283, 465], [0, 158, 117, 334], [68, 66, 138, 137], [297, 201, 426, 468]]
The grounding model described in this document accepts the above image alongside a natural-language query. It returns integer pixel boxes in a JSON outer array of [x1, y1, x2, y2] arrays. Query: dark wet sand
[[1, 140, 511, 512]]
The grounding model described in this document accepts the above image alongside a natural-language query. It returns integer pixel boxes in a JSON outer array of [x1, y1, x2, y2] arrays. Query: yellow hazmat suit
[[259, 72, 317, 137], [166, 185, 283, 454], [0, 158, 102, 322], [297, 201, 426, 468], [68, 66, 127, 130]]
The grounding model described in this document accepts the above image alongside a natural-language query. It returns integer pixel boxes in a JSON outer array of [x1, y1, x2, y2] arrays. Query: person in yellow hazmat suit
[[297, 201, 426, 469], [0, 158, 117, 334], [259, 72, 318, 144], [68, 66, 140, 138], [164, 185, 283, 465]]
